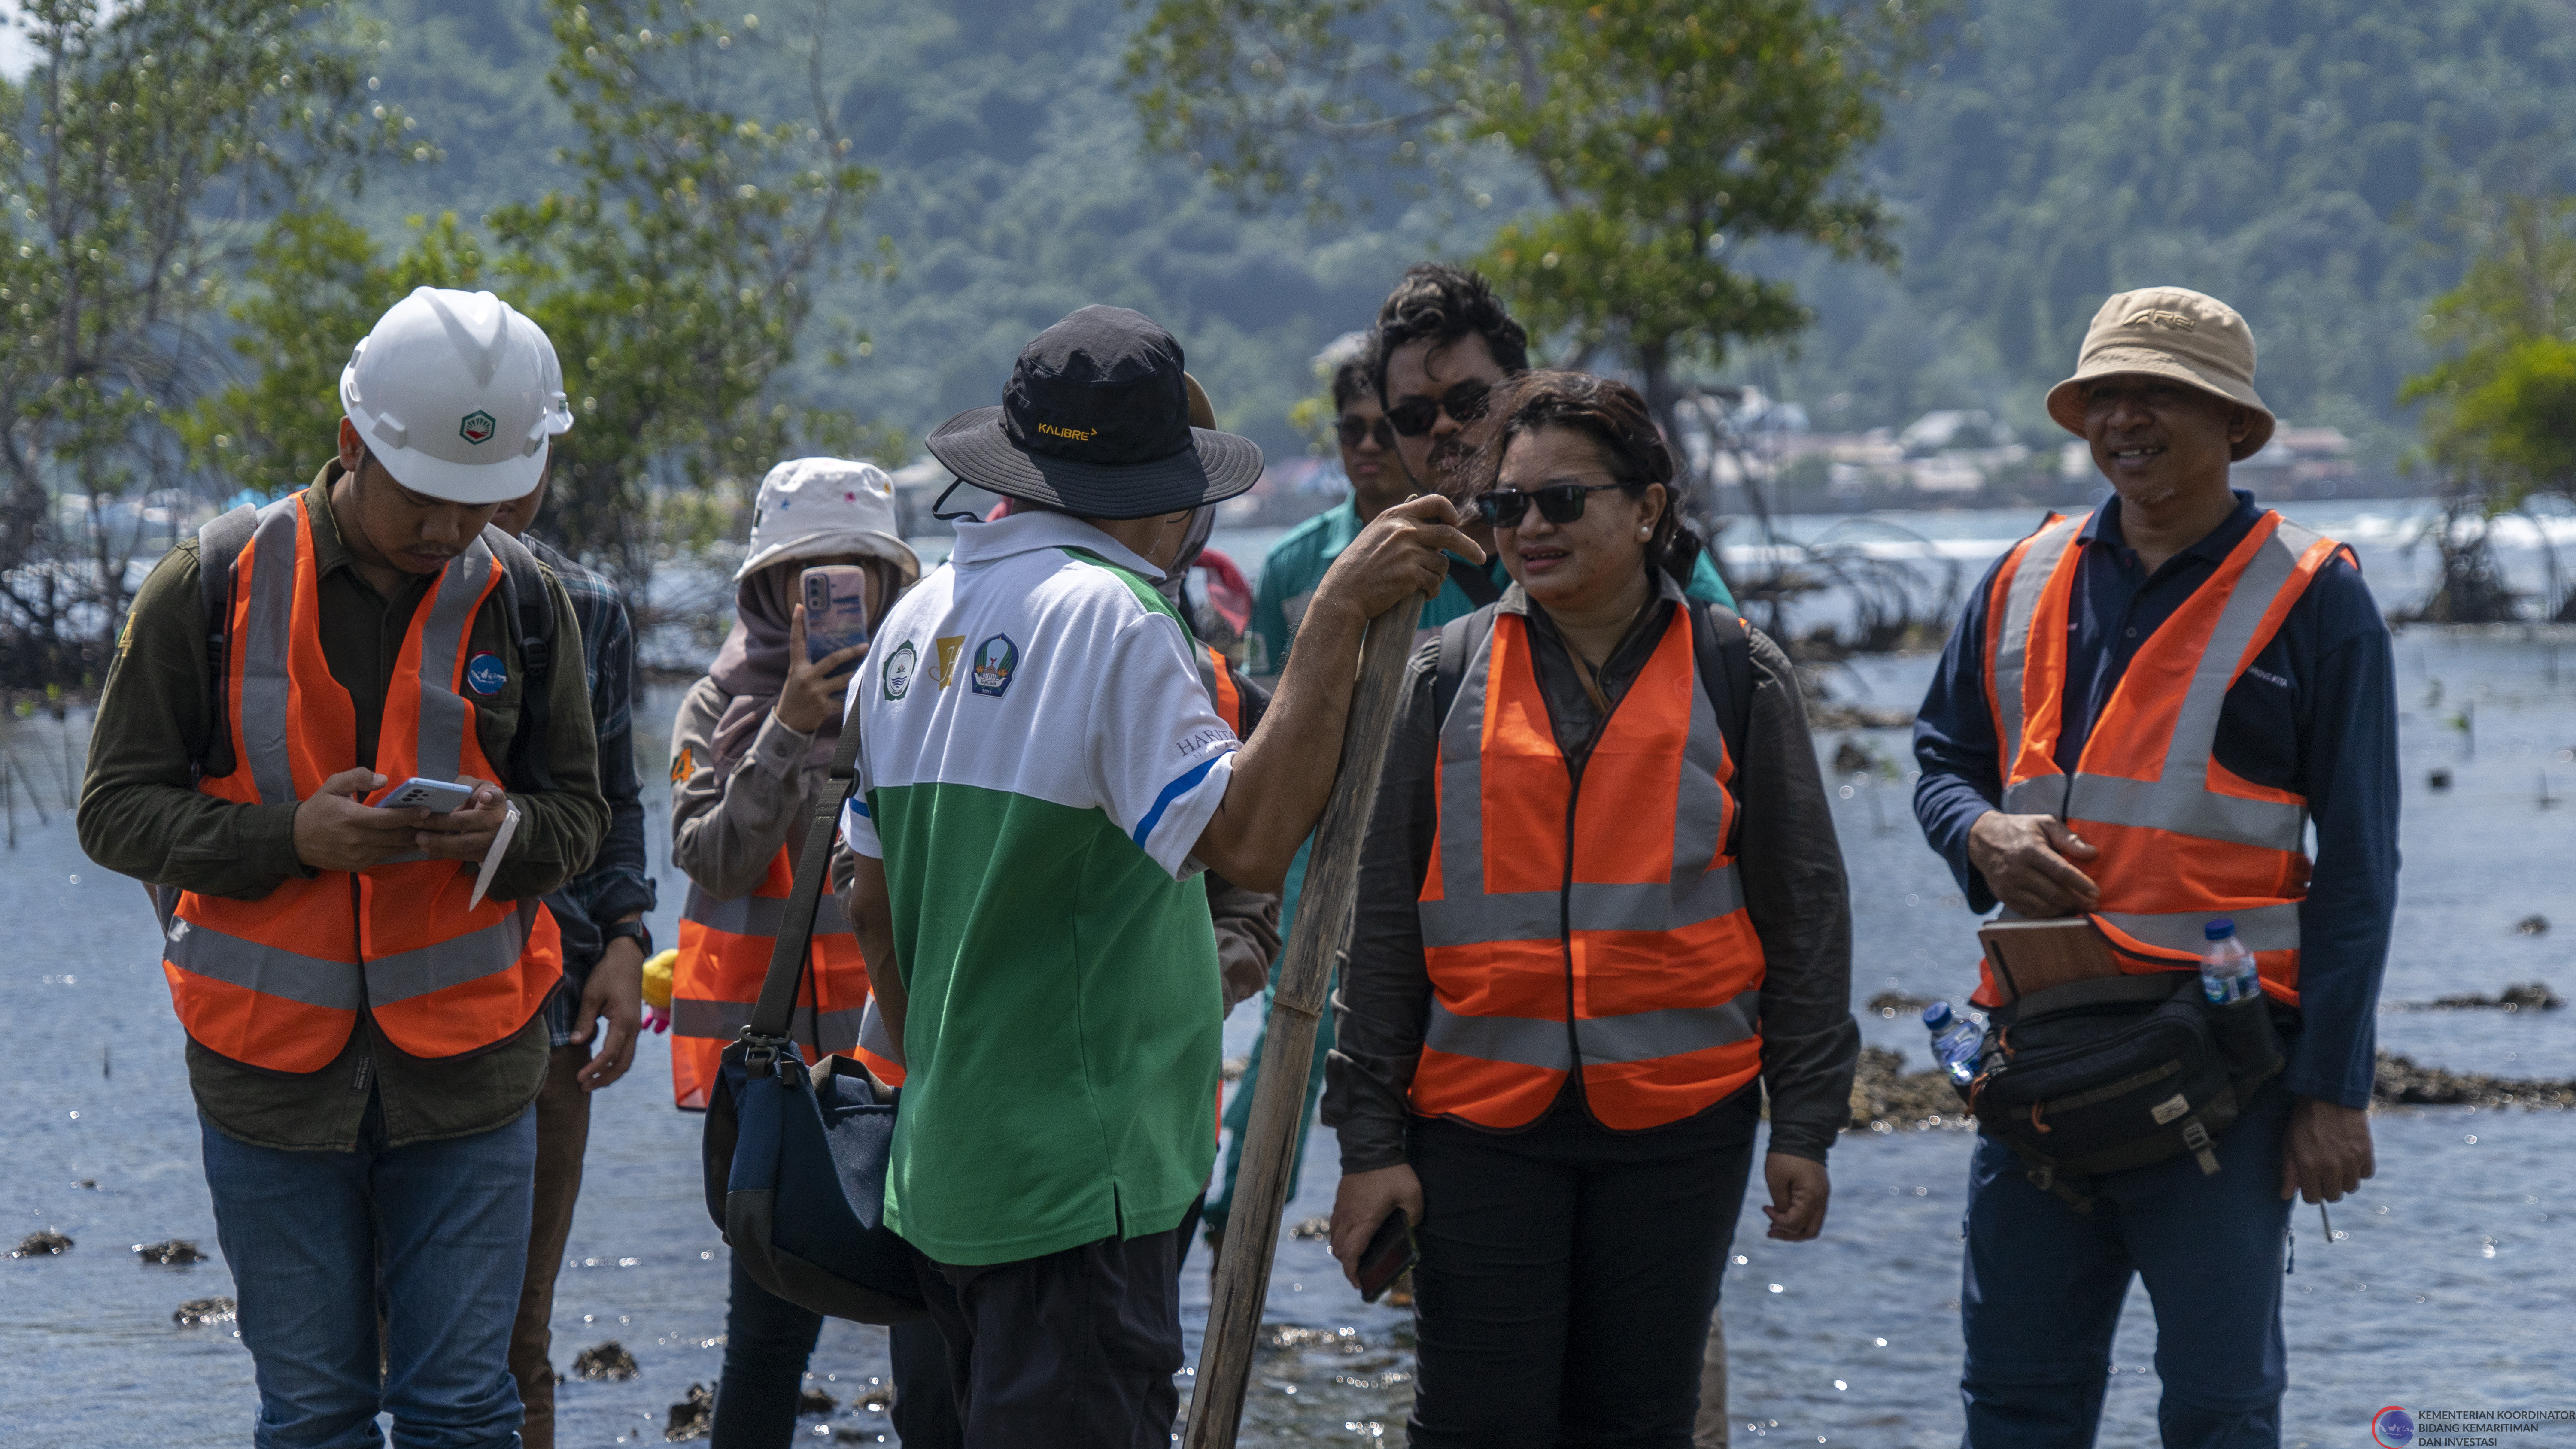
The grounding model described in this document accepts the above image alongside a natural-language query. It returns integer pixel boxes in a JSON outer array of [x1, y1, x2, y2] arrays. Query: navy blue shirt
[[1911, 492, 2398, 1109]]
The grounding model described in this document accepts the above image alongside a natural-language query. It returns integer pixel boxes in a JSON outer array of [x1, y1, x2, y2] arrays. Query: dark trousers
[[913, 1217, 1191, 1449], [1960, 1081, 2293, 1448], [1406, 1084, 1761, 1449], [510, 1043, 593, 1449], [712, 1252, 962, 1448]]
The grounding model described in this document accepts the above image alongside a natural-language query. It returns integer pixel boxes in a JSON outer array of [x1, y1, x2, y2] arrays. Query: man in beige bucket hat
[[1908, 286, 2400, 1444]]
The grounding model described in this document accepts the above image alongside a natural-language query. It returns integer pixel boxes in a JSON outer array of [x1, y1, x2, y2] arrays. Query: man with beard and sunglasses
[[1372, 264, 1735, 616]]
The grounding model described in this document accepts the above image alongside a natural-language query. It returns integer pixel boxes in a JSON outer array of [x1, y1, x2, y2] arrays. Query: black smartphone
[[1355, 1209, 1416, 1304]]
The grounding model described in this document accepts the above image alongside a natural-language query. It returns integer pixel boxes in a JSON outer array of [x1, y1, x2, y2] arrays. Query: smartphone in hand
[[380, 776, 477, 814], [802, 564, 872, 664], [1355, 1209, 1416, 1304]]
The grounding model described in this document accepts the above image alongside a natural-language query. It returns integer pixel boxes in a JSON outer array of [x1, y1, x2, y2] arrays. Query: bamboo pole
[[1185, 591, 1426, 1449]]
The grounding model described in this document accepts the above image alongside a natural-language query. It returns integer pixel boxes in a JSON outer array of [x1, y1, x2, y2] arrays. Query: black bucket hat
[[926, 306, 1264, 520]]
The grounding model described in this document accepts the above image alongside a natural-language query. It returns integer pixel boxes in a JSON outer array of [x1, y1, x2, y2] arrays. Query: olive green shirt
[[80, 468, 608, 1150]]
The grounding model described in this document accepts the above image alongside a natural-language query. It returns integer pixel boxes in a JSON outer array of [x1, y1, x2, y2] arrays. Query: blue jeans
[[200, 1107, 538, 1449], [1959, 1082, 2293, 1449]]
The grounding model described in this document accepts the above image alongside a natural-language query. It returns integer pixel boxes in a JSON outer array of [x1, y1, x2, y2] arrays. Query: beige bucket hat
[[2045, 287, 2275, 461]]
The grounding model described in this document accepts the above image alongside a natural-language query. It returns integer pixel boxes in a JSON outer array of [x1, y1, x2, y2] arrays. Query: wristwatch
[[602, 919, 654, 958]]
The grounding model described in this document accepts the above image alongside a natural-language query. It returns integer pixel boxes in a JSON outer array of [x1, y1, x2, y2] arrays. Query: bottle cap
[[2204, 918, 2236, 941], [1920, 1002, 1953, 1028]]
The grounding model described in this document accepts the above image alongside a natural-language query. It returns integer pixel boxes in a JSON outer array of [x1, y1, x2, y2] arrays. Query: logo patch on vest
[[459, 409, 498, 445], [933, 635, 965, 688], [883, 640, 917, 700], [466, 652, 507, 696], [970, 634, 1019, 697]]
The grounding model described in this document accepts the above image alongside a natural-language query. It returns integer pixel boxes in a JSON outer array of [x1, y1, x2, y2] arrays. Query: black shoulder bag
[[698, 714, 928, 1324]]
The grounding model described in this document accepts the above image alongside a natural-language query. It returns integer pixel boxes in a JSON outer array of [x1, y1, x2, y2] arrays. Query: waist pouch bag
[[699, 714, 928, 1324], [1965, 971, 2284, 1207]]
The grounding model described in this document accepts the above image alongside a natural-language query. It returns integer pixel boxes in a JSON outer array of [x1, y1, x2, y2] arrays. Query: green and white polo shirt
[[843, 510, 1236, 1267]]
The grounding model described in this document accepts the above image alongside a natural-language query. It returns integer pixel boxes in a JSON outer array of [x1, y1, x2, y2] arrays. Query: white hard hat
[[339, 287, 575, 505], [735, 458, 921, 585]]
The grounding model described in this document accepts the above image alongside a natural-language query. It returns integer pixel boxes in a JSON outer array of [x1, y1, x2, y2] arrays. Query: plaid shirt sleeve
[[530, 538, 660, 1044]]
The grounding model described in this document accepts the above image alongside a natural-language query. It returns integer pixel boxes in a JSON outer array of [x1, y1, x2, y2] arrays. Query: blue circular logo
[[465, 652, 507, 696], [2372, 1407, 2415, 1447]]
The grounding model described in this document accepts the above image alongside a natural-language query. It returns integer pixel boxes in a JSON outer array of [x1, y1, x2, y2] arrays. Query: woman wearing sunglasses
[[1322, 372, 1858, 1446]]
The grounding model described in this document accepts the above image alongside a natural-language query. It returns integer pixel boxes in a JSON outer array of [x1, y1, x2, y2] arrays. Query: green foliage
[[2399, 197, 2576, 506], [197, 0, 889, 588], [484, 0, 890, 584], [1124, 0, 1941, 432], [1748, 0, 2576, 459], [182, 209, 479, 497], [0, 0, 395, 677]]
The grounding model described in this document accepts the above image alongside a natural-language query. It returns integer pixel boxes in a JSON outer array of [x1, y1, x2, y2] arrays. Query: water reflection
[[6, 620, 2572, 1445]]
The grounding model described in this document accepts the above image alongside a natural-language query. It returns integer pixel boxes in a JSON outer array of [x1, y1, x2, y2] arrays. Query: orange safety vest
[[671, 843, 893, 1109], [1412, 606, 1766, 1131], [162, 492, 561, 1073], [1981, 508, 2348, 1008], [1194, 642, 1244, 735]]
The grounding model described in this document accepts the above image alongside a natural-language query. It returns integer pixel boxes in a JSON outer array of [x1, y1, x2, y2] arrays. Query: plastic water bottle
[[1921, 1002, 1983, 1087], [2200, 919, 2260, 1004]]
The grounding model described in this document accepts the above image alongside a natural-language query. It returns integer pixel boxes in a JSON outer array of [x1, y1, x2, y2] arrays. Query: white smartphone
[[380, 776, 477, 814]]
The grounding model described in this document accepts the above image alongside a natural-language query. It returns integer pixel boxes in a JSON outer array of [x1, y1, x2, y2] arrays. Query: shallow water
[[10, 508, 2576, 1445]]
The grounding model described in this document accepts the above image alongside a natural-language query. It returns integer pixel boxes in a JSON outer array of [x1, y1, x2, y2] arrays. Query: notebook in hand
[[1978, 917, 2121, 1003]]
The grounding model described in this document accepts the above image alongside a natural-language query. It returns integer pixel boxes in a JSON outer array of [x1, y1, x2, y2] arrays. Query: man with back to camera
[[80, 286, 608, 1447], [838, 304, 1478, 1445], [486, 457, 657, 1449], [1911, 287, 2397, 1446]]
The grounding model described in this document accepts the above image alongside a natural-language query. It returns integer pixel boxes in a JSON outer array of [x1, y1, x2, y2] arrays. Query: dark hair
[[1473, 370, 1704, 579], [1329, 357, 1376, 414], [1367, 264, 1531, 403]]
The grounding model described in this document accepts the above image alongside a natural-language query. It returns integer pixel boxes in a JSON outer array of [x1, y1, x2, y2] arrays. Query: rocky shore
[[1842, 1042, 2576, 1134]]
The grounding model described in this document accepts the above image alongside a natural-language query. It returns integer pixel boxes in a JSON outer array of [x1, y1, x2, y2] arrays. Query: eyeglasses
[[1385, 379, 1493, 438], [1473, 480, 1632, 528], [1335, 414, 1398, 450]]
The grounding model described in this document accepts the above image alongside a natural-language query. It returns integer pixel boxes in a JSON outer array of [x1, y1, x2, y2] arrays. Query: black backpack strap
[[1448, 558, 1503, 609], [483, 526, 559, 794], [1687, 600, 1753, 772], [193, 505, 260, 780], [1431, 612, 1479, 727]]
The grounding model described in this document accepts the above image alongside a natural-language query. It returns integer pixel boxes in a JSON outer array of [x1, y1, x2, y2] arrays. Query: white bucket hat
[[736, 457, 921, 584]]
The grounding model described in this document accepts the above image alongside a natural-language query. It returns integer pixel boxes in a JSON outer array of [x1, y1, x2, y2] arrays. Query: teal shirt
[[1243, 496, 1734, 932]]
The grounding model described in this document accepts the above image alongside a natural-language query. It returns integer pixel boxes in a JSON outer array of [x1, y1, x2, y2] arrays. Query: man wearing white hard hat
[[82, 286, 608, 1449]]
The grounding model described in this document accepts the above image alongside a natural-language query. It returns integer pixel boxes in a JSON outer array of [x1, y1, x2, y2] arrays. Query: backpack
[[192, 503, 559, 791]]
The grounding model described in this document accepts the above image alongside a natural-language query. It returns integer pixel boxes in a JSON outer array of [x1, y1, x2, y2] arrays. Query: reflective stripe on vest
[[1411, 606, 1765, 1131], [162, 492, 558, 1073], [1984, 508, 2342, 1005], [669, 844, 888, 1109]]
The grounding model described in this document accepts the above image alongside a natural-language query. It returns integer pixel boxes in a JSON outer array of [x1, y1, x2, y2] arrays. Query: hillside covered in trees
[[354, 0, 2576, 469]]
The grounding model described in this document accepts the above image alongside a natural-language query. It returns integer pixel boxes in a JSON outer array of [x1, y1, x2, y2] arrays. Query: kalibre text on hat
[[924, 305, 1263, 520], [2046, 287, 2276, 462]]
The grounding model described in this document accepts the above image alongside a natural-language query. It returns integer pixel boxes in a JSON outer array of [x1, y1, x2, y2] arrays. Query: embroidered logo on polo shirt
[[934, 635, 965, 688], [884, 640, 918, 700], [970, 634, 1019, 697]]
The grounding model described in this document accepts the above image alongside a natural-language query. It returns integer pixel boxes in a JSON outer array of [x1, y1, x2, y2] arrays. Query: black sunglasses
[[1474, 480, 1632, 528], [1385, 379, 1492, 438], [1335, 414, 1398, 449]]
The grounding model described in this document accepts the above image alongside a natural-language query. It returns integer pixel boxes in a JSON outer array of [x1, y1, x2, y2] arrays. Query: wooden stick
[[1185, 591, 1426, 1449]]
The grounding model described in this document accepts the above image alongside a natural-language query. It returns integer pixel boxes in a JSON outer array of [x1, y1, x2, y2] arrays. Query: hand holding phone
[[801, 564, 872, 664], [380, 776, 477, 814], [1355, 1208, 1417, 1304]]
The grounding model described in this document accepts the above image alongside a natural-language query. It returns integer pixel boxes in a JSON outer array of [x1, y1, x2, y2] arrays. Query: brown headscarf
[[708, 558, 898, 773]]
